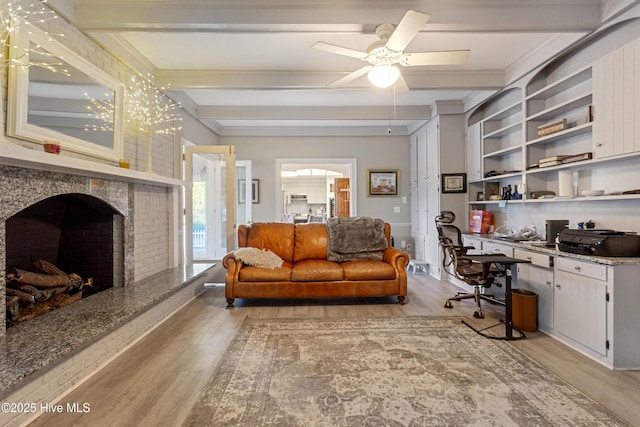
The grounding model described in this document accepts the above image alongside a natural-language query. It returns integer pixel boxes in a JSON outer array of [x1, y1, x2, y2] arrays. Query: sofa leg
[[398, 296, 405, 305], [226, 298, 235, 308]]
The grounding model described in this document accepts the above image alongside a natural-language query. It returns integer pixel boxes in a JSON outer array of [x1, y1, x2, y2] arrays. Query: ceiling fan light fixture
[[368, 64, 400, 88]]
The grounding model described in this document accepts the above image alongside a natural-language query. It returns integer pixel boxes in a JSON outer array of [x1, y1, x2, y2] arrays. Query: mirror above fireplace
[[7, 26, 125, 161]]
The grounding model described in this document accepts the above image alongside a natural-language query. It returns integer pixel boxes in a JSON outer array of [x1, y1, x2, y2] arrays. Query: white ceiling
[[51, 0, 625, 136]]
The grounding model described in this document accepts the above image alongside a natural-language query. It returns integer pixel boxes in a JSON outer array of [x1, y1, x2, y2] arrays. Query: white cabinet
[[461, 236, 640, 368], [425, 118, 439, 184], [409, 137, 418, 187], [417, 127, 428, 185], [409, 103, 466, 280], [461, 235, 482, 254], [554, 257, 608, 357], [425, 181, 440, 278], [514, 249, 554, 331], [306, 185, 325, 204], [466, 122, 482, 182], [592, 38, 640, 158]]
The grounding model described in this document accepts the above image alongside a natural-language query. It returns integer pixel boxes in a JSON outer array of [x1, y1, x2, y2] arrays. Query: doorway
[[275, 158, 357, 222], [184, 145, 237, 263]]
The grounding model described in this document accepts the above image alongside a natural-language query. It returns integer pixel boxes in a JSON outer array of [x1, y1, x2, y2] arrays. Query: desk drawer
[[462, 236, 483, 253], [483, 241, 513, 256], [556, 257, 607, 281], [514, 249, 553, 268]]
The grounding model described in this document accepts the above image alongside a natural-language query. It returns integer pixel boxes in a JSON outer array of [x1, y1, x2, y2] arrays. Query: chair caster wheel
[[444, 301, 453, 309], [473, 311, 484, 319]]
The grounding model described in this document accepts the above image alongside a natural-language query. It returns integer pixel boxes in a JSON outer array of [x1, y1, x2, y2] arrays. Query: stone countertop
[[463, 233, 640, 266], [0, 263, 214, 394]]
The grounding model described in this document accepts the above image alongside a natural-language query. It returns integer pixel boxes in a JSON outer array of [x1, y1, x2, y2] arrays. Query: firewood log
[[69, 273, 84, 290], [33, 259, 67, 276], [6, 296, 20, 321], [6, 268, 71, 288], [12, 284, 46, 302], [37, 286, 69, 300], [6, 288, 36, 305]]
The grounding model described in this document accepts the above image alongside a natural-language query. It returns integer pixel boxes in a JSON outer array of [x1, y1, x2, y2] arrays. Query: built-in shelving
[[483, 121, 521, 139], [467, 37, 640, 207], [525, 122, 592, 147], [483, 144, 521, 159]]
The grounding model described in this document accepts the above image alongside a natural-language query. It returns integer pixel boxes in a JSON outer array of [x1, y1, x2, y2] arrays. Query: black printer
[[558, 229, 640, 257]]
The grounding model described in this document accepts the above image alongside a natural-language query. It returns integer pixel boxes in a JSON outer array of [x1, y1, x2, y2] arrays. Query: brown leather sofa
[[223, 222, 409, 307]]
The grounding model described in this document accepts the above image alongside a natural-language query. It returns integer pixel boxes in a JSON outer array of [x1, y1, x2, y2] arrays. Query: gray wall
[[219, 134, 413, 247]]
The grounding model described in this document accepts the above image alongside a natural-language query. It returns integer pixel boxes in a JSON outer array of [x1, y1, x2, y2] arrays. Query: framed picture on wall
[[368, 170, 399, 196], [251, 179, 260, 204], [441, 173, 467, 193], [238, 179, 260, 203]]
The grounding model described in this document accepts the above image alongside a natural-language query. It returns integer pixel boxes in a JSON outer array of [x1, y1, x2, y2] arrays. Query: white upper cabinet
[[592, 38, 640, 158], [466, 121, 482, 182]]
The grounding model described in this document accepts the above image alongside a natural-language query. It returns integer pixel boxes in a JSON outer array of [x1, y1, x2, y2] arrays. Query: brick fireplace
[[0, 164, 133, 332]]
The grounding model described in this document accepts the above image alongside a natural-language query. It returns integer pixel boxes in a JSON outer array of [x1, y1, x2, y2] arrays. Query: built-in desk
[[461, 233, 640, 370], [459, 254, 530, 341]]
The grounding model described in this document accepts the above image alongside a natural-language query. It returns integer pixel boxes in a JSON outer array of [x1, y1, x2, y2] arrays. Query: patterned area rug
[[184, 316, 626, 426]]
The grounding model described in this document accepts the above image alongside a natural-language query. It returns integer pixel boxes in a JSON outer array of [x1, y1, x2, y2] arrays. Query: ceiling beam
[[195, 105, 431, 121], [156, 69, 505, 90], [73, 1, 603, 33]]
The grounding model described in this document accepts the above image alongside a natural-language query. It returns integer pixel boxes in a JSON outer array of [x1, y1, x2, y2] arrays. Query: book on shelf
[[539, 155, 566, 163], [538, 160, 564, 168], [561, 152, 593, 164], [537, 119, 567, 137]]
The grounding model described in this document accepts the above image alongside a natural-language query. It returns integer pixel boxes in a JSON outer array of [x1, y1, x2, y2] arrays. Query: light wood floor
[[29, 274, 640, 427]]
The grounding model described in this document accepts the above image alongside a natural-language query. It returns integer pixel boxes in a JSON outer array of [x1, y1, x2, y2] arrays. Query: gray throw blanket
[[326, 217, 387, 262]]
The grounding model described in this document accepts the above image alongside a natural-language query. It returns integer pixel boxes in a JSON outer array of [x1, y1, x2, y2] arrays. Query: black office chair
[[435, 211, 501, 319]]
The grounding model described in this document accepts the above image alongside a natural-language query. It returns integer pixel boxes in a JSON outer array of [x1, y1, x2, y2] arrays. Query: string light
[[0, 0, 68, 74], [126, 73, 182, 173], [84, 92, 115, 133]]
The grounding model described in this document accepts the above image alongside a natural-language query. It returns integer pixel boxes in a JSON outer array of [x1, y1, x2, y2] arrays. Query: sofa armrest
[[223, 253, 243, 299], [223, 252, 237, 269], [383, 247, 410, 270]]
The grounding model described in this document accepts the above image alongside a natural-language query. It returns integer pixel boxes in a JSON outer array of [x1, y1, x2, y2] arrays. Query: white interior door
[[185, 145, 236, 263]]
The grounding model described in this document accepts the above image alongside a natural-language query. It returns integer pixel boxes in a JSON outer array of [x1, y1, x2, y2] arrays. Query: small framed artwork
[[251, 179, 259, 204], [368, 170, 399, 196], [441, 173, 467, 194], [238, 179, 260, 204], [477, 191, 484, 201]]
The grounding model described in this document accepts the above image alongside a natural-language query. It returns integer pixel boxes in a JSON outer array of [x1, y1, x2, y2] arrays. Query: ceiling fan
[[312, 10, 470, 90]]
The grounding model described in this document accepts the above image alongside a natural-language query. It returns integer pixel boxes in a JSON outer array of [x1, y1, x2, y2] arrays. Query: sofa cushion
[[293, 223, 328, 262], [341, 260, 396, 280], [246, 222, 295, 262], [239, 262, 292, 282], [291, 259, 344, 282]]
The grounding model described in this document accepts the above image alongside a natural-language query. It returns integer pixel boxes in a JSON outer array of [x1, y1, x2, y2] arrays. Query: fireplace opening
[[5, 193, 124, 326]]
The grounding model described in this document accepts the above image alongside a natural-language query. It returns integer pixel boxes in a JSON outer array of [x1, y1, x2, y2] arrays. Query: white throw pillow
[[234, 247, 284, 269]]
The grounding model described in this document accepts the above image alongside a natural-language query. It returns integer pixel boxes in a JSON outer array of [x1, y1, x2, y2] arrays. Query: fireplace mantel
[[0, 144, 185, 188]]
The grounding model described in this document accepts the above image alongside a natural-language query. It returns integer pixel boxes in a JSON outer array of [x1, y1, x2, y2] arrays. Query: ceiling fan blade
[[312, 41, 368, 59], [402, 50, 471, 66], [386, 10, 431, 52], [327, 65, 373, 88], [394, 73, 410, 93]]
